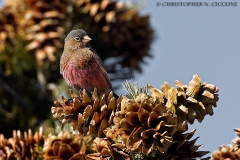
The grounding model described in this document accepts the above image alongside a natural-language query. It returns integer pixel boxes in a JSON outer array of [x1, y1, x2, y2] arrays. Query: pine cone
[[0, 127, 44, 160], [115, 93, 188, 155], [43, 131, 92, 160], [149, 74, 219, 124], [22, 0, 68, 64], [175, 74, 219, 124], [51, 89, 122, 137], [85, 137, 130, 160], [212, 128, 240, 160]]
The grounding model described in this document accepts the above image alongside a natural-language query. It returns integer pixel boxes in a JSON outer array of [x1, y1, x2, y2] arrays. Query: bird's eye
[[75, 37, 80, 41]]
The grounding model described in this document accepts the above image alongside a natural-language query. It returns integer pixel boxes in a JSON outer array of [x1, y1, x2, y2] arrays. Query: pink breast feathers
[[62, 63, 111, 94]]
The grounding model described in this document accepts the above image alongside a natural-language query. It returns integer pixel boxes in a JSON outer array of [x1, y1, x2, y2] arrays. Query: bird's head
[[64, 29, 92, 49]]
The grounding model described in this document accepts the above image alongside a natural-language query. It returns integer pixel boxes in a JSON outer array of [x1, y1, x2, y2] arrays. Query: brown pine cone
[[148, 74, 219, 124], [116, 93, 187, 155], [51, 89, 122, 137], [0, 127, 44, 160], [175, 75, 219, 124], [43, 131, 93, 160]]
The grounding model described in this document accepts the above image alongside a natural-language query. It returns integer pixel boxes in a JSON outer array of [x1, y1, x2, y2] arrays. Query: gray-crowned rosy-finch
[[60, 29, 113, 96]]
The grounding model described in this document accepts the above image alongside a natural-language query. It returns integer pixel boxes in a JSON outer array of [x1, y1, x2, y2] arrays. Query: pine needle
[[122, 79, 148, 99]]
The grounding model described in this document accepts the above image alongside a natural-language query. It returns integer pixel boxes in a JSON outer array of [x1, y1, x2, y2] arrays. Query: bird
[[60, 29, 115, 97]]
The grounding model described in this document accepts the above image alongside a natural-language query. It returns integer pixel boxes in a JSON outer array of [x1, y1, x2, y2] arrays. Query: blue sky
[[117, 0, 240, 155]]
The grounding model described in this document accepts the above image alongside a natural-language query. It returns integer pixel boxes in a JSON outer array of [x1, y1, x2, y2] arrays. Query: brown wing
[[89, 47, 113, 91]]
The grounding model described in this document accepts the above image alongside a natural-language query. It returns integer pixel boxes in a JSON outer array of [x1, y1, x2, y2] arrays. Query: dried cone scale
[[51, 88, 122, 137], [212, 128, 240, 160]]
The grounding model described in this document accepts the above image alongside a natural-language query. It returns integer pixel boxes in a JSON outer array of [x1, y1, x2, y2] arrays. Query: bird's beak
[[83, 35, 92, 43]]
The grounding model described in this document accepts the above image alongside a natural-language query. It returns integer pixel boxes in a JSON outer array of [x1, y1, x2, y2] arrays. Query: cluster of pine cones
[[0, 74, 214, 160], [6, 74, 240, 160], [0, 0, 153, 71]]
